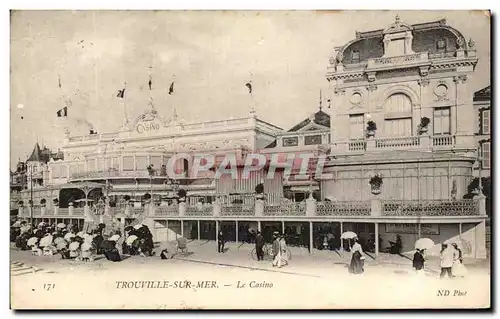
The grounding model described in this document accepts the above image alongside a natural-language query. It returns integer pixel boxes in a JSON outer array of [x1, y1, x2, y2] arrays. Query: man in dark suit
[[217, 231, 225, 253], [255, 231, 265, 261]]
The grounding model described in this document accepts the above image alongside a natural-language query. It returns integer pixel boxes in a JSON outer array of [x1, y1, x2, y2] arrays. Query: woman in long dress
[[413, 249, 425, 274], [279, 235, 288, 266], [451, 243, 467, 277], [348, 238, 364, 274]]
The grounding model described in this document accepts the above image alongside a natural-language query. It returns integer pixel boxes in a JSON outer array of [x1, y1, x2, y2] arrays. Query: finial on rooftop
[[319, 90, 323, 111], [395, 14, 400, 23]]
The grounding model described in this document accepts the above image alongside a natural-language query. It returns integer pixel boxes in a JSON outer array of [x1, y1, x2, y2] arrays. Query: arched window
[[384, 93, 413, 137]]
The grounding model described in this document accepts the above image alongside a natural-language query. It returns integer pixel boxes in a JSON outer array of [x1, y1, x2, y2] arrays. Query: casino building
[[16, 16, 488, 258]]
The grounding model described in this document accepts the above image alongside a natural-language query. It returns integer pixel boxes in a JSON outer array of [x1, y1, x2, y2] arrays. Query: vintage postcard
[[10, 10, 491, 309]]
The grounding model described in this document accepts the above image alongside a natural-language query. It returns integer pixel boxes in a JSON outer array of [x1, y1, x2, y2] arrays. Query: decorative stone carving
[[366, 83, 378, 92], [334, 87, 346, 95], [349, 92, 363, 105], [468, 38, 475, 50], [417, 78, 430, 87], [367, 72, 376, 82], [336, 51, 343, 63], [453, 74, 468, 84], [456, 37, 465, 50], [329, 56, 336, 65]]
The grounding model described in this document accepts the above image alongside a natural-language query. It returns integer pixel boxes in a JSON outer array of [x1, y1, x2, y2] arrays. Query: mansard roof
[[288, 110, 330, 132], [473, 86, 491, 102], [336, 18, 466, 65]]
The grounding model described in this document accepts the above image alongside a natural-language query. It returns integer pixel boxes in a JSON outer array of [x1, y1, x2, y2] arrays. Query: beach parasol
[[27, 237, 38, 246], [64, 233, 75, 241], [134, 224, 143, 230], [69, 241, 80, 251], [81, 242, 92, 251], [340, 231, 358, 239], [109, 235, 120, 242], [76, 231, 84, 238], [38, 222, 46, 228], [56, 241, 67, 250], [54, 237, 66, 246], [126, 235, 138, 246], [415, 238, 435, 250], [12, 221, 22, 228], [57, 223, 66, 229], [39, 235, 53, 247]]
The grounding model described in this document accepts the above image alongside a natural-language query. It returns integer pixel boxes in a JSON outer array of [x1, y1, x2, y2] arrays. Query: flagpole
[[123, 82, 129, 125]]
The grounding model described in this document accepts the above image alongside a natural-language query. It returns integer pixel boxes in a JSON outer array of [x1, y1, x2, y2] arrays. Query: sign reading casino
[[136, 121, 161, 134]]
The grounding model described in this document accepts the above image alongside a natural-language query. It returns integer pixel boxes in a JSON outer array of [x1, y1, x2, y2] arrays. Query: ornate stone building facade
[[16, 16, 488, 259]]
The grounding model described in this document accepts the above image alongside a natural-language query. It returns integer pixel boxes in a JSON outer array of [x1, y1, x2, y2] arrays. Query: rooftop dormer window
[[351, 50, 360, 63], [436, 38, 447, 52]]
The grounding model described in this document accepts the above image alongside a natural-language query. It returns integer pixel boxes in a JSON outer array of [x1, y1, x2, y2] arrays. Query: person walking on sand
[[272, 232, 282, 268], [217, 231, 225, 253], [451, 243, 467, 277], [440, 244, 456, 279], [255, 231, 265, 261], [279, 234, 288, 266], [348, 237, 365, 274], [413, 248, 426, 274]]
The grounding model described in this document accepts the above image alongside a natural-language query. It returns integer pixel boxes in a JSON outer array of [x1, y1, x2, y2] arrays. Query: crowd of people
[[10, 220, 156, 262]]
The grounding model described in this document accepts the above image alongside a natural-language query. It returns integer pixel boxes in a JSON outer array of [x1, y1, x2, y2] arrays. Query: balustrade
[[372, 53, 422, 65], [58, 208, 69, 216], [432, 135, 454, 147], [375, 136, 420, 148], [220, 204, 255, 216], [316, 201, 371, 216], [381, 199, 480, 217], [348, 140, 366, 152], [263, 203, 306, 216], [73, 208, 84, 216], [185, 205, 214, 216], [153, 205, 179, 217]]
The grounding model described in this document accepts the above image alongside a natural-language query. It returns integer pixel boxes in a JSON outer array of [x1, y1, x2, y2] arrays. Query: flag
[[58, 76, 61, 89], [169, 82, 174, 95], [57, 107, 67, 118], [148, 75, 152, 91], [117, 88, 125, 98], [245, 82, 252, 94]]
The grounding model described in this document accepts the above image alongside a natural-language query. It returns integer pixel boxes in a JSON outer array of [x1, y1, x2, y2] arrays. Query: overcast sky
[[10, 10, 490, 167]]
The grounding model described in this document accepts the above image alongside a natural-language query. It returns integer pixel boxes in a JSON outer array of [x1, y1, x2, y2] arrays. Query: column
[[374, 222, 379, 259], [309, 221, 313, 254], [180, 220, 184, 238], [458, 223, 462, 241], [166, 220, 169, 241], [197, 220, 201, 240], [235, 220, 239, 245], [257, 221, 261, 232], [340, 222, 344, 251], [215, 220, 219, 252], [282, 221, 285, 234], [418, 223, 421, 239]]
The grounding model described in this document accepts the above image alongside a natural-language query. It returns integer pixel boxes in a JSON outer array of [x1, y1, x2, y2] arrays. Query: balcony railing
[[153, 206, 179, 217], [19, 198, 485, 219], [316, 201, 371, 216], [220, 204, 255, 216], [348, 140, 367, 152], [381, 199, 480, 216], [185, 205, 214, 217], [264, 203, 306, 216], [375, 136, 420, 148], [432, 135, 455, 147], [333, 135, 457, 154]]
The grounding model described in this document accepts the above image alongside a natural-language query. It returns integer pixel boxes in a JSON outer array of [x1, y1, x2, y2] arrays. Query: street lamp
[[476, 146, 483, 195]]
